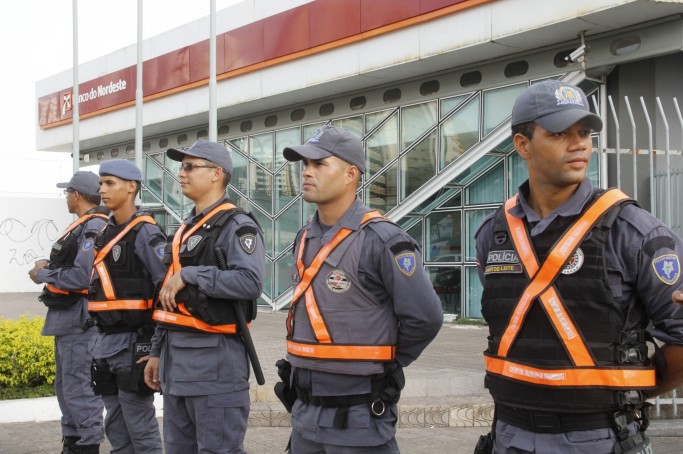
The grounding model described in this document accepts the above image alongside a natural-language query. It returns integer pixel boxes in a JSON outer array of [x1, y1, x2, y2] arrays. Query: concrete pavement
[[1, 293, 681, 453]]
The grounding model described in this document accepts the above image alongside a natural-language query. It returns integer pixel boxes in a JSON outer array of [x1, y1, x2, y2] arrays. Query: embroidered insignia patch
[[154, 244, 166, 260], [240, 234, 256, 254], [112, 245, 122, 262], [395, 252, 416, 277], [555, 86, 584, 107], [82, 239, 94, 251], [561, 248, 584, 275], [485, 264, 523, 275], [652, 254, 681, 285], [187, 235, 202, 252], [487, 250, 520, 264], [327, 269, 351, 293]]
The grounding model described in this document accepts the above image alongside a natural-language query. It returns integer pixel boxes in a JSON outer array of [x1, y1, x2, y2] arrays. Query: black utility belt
[[496, 404, 633, 434], [295, 385, 388, 417]]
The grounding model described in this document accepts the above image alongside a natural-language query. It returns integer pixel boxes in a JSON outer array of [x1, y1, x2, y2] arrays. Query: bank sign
[[39, 67, 135, 126]]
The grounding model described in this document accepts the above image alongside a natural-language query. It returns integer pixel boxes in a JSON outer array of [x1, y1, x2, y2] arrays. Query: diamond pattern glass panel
[[440, 95, 481, 169], [401, 130, 436, 200], [231, 151, 249, 194], [365, 161, 397, 213], [250, 132, 274, 170], [275, 253, 295, 300], [426, 210, 461, 262], [229, 137, 248, 153], [465, 208, 494, 261], [303, 123, 325, 141], [275, 202, 300, 256], [440, 94, 469, 119], [402, 101, 437, 150], [466, 162, 504, 205], [483, 83, 526, 136], [275, 162, 300, 214], [366, 114, 398, 180], [333, 116, 363, 139], [227, 186, 248, 211], [466, 266, 483, 318], [250, 206, 273, 258], [508, 150, 527, 195], [262, 257, 273, 299], [145, 158, 163, 200], [163, 172, 185, 215], [303, 198, 317, 224], [365, 109, 393, 132], [249, 163, 273, 214], [275, 128, 300, 170]]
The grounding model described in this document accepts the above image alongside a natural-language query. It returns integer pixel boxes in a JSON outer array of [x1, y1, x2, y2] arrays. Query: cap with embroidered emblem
[[511, 80, 602, 133], [56, 171, 100, 196], [99, 159, 142, 181], [283, 125, 365, 173], [167, 140, 233, 175]]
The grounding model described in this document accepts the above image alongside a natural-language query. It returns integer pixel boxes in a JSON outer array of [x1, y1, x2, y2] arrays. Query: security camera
[[565, 44, 587, 63]]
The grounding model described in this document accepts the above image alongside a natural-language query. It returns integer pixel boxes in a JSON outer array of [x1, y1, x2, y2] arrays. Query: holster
[[274, 359, 297, 413], [91, 359, 117, 396], [473, 432, 494, 454]]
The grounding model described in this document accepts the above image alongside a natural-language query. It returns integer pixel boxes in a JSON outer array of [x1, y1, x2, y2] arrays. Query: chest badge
[[240, 234, 256, 254], [561, 248, 584, 275], [187, 235, 202, 251], [395, 252, 416, 277], [327, 270, 351, 293], [652, 254, 680, 285], [112, 245, 122, 262]]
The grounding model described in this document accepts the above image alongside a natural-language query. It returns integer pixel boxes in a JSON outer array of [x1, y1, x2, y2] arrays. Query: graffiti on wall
[[0, 217, 61, 266]]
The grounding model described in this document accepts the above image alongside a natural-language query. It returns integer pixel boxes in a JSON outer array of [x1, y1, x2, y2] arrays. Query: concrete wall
[[0, 198, 74, 292]]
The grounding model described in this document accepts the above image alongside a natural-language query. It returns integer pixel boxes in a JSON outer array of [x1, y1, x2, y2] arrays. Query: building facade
[[36, 0, 683, 315]]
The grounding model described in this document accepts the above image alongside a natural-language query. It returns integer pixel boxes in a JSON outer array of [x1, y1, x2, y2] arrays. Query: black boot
[[75, 445, 99, 454], [61, 436, 80, 454]]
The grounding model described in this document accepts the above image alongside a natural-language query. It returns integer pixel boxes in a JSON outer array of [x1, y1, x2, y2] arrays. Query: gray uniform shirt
[[38, 211, 107, 337], [150, 197, 264, 397], [90, 212, 167, 360], [475, 179, 683, 346]]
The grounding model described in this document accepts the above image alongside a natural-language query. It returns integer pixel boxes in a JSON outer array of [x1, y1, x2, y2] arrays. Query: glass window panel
[[303, 122, 325, 141], [303, 198, 317, 224], [365, 114, 398, 180], [428, 266, 461, 316], [365, 109, 393, 132], [333, 116, 363, 139], [508, 150, 527, 195], [141, 188, 156, 204], [163, 173, 185, 215], [483, 84, 526, 136], [426, 210, 461, 262], [275, 253, 295, 298], [440, 94, 468, 119], [275, 128, 301, 170], [466, 162, 504, 205], [365, 161, 397, 214], [249, 163, 273, 215], [589, 148, 599, 185], [404, 218, 423, 249], [466, 266, 483, 318], [465, 208, 495, 262], [401, 130, 436, 200], [275, 162, 300, 214], [165, 156, 181, 176], [261, 257, 273, 299], [229, 137, 248, 153], [145, 158, 163, 200], [231, 151, 249, 195], [149, 152, 164, 165], [451, 154, 499, 186], [249, 207, 273, 258], [440, 190, 462, 208], [440, 95, 481, 169], [227, 186, 248, 211], [275, 202, 300, 256], [250, 132, 274, 170], [401, 101, 437, 150]]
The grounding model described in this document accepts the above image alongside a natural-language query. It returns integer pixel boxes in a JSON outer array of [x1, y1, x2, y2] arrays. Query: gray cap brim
[[536, 110, 603, 134], [283, 144, 333, 162]]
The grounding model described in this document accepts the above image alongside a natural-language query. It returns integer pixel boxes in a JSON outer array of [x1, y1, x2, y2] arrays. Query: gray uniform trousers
[[290, 426, 400, 454], [54, 330, 104, 446], [492, 420, 642, 453], [101, 349, 162, 454]]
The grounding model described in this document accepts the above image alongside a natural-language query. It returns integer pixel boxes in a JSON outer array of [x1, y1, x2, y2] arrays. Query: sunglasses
[[63, 188, 76, 195], [179, 162, 217, 172]]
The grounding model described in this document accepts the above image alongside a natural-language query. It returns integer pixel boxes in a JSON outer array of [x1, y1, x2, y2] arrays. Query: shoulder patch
[[389, 241, 416, 255], [395, 252, 416, 277], [643, 236, 676, 258], [154, 243, 166, 260], [82, 239, 94, 252], [652, 254, 680, 285]]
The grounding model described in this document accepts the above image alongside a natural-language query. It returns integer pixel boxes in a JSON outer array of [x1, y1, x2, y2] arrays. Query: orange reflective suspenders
[[286, 211, 397, 361], [152, 203, 242, 334], [484, 189, 656, 388], [88, 215, 156, 312]]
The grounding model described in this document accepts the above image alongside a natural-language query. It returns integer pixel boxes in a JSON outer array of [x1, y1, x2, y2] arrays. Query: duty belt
[[496, 404, 634, 434]]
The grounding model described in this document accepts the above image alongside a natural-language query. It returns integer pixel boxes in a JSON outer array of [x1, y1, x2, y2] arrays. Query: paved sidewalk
[[1, 293, 681, 453]]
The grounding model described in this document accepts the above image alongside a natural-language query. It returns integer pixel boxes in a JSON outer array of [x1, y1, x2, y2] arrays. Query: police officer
[[475, 80, 683, 453], [88, 159, 164, 454], [143, 140, 264, 454], [28, 171, 107, 454], [279, 125, 443, 453]]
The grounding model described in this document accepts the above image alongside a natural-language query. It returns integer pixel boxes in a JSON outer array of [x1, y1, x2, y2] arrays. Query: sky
[[0, 0, 241, 197]]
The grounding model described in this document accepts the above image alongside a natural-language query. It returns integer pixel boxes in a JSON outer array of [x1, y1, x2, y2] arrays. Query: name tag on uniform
[[134, 342, 152, 356]]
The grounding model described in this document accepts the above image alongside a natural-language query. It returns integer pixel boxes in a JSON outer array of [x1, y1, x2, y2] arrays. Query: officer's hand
[[673, 290, 683, 304], [144, 357, 161, 391], [28, 260, 48, 284], [158, 273, 186, 311]]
